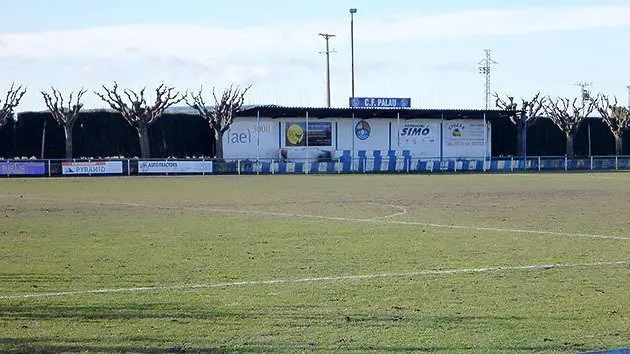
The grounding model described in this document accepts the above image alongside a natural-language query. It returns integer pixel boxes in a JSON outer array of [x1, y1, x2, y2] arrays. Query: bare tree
[[494, 92, 547, 156], [545, 96, 597, 159], [185, 85, 251, 159], [0, 83, 27, 131], [41, 87, 87, 159], [594, 94, 630, 155], [95, 82, 184, 158]]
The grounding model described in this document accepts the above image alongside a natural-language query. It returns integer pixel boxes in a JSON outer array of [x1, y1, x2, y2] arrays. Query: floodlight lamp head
[[350, 8, 357, 13]]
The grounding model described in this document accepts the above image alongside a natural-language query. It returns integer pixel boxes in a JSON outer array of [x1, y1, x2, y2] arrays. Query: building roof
[[19, 104, 593, 121], [236, 105, 516, 121]]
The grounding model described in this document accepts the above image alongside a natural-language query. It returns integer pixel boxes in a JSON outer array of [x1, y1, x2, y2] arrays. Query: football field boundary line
[[1, 261, 627, 300], [7, 195, 630, 241], [365, 202, 409, 219]]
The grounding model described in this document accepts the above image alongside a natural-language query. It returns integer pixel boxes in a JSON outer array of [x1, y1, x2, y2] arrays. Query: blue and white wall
[[223, 116, 491, 160]]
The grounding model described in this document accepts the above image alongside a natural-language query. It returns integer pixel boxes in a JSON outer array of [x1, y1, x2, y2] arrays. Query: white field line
[[365, 202, 409, 219], [1, 261, 628, 301], [7, 195, 629, 241]]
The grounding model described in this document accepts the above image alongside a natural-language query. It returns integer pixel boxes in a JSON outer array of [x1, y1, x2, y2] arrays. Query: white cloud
[[1, 4, 630, 61], [360, 5, 630, 41], [1, 4, 630, 111]]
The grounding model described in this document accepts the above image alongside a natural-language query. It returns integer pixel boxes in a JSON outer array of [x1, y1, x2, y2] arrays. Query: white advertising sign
[[61, 161, 123, 175], [223, 119, 277, 159], [396, 120, 441, 157], [138, 160, 213, 174], [442, 120, 488, 158]]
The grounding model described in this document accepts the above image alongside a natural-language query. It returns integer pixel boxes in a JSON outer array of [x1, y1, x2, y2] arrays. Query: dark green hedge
[[1, 112, 628, 158], [1, 112, 213, 159], [491, 117, 628, 157]]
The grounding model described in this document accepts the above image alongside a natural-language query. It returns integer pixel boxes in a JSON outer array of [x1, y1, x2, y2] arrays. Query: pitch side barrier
[[1, 156, 630, 177]]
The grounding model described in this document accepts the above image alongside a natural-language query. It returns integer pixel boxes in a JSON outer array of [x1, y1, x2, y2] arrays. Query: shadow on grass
[[0, 337, 227, 353], [0, 337, 606, 353], [0, 304, 614, 353], [1, 303, 542, 323]]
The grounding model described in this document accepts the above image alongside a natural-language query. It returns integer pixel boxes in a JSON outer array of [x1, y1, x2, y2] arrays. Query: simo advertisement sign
[[138, 160, 213, 174], [0, 162, 46, 176], [394, 121, 440, 157], [400, 123, 438, 146], [62, 161, 123, 175]]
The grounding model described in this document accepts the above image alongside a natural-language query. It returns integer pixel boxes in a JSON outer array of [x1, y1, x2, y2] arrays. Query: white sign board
[[223, 119, 277, 159], [442, 120, 488, 158], [62, 161, 123, 175], [138, 161, 213, 174], [397, 121, 441, 157]]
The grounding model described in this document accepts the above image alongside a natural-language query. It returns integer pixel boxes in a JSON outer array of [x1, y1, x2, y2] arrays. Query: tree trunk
[[40, 119, 47, 159], [566, 133, 574, 159], [64, 125, 73, 160], [515, 121, 524, 157], [614, 134, 623, 156], [214, 128, 224, 159], [138, 125, 151, 158]]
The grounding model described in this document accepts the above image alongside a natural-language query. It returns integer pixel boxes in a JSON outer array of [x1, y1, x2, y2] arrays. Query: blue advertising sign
[[349, 97, 411, 108], [0, 162, 46, 176]]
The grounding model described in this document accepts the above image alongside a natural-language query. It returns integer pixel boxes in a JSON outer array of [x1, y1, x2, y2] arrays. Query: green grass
[[1, 173, 629, 353]]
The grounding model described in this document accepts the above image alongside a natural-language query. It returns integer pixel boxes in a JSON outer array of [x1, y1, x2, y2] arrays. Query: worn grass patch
[[1, 173, 629, 352]]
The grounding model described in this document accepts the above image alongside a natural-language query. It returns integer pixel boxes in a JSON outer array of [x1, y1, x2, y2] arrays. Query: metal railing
[[2, 156, 630, 177]]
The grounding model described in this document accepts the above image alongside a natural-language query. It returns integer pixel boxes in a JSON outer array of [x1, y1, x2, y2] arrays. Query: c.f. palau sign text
[[349, 97, 411, 108]]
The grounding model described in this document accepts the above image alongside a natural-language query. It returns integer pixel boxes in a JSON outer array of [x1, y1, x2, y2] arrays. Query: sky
[[1, 0, 630, 112]]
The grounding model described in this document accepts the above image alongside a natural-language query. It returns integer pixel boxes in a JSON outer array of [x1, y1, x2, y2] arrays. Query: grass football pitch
[[1, 173, 629, 353]]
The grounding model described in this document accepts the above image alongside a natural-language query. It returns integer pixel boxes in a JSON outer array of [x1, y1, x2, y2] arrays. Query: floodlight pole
[[319, 33, 336, 107], [350, 8, 357, 99], [627, 84, 630, 108], [576, 81, 593, 156]]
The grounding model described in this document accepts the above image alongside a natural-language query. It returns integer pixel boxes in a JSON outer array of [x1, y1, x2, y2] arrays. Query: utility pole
[[350, 8, 357, 99], [626, 84, 630, 108], [319, 33, 336, 107], [576, 81, 593, 157], [478, 49, 498, 110]]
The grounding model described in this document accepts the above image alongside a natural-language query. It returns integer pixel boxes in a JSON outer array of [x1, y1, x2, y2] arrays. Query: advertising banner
[[444, 122, 485, 148], [138, 160, 213, 174], [61, 161, 123, 175], [285, 122, 332, 147], [442, 120, 488, 158], [0, 161, 46, 176], [399, 122, 438, 146], [393, 120, 441, 157], [223, 119, 277, 159]]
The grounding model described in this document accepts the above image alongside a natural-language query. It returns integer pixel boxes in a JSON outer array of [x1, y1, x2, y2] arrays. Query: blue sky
[[1, 0, 630, 111]]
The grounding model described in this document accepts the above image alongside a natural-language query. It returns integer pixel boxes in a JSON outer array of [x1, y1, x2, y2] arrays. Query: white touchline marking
[[1, 261, 628, 300], [6, 195, 630, 241], [365, 202, 409, 219]]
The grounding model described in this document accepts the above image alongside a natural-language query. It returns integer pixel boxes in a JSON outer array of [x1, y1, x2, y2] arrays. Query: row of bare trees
[[4, 83, 630, 160], [0, 83, 249, 159], [495, 92, 630, 158], [0, 84, 27, 136]]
